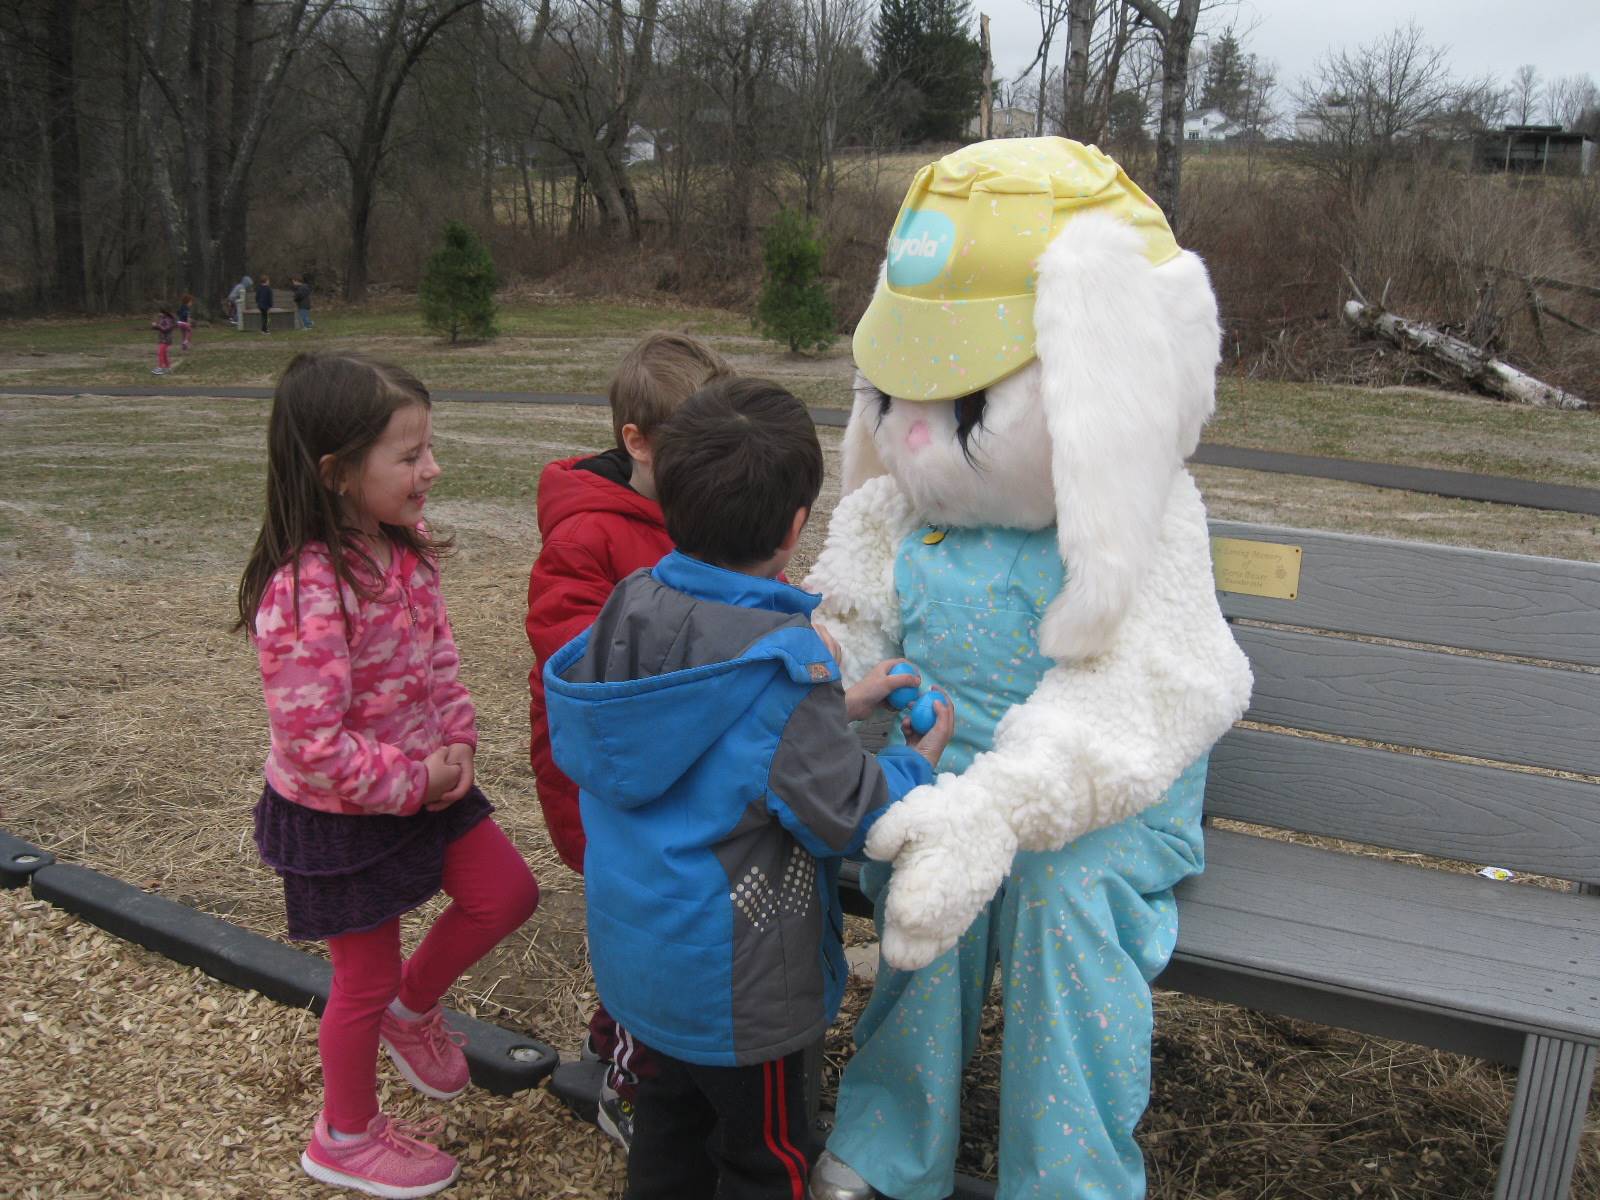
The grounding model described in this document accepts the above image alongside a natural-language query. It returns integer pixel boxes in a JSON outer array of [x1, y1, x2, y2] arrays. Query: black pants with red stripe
[[624, 1042, 814, 1200]]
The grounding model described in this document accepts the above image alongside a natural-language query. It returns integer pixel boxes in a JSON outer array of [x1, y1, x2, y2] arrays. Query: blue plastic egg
[[886, 662, 920, 710], [909, 689, 949, 736]]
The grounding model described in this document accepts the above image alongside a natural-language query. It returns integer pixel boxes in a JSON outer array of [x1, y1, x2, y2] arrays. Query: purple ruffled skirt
[[254, 784, 493, 941]]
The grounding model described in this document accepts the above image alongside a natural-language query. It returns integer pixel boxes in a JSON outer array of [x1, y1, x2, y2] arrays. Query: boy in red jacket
[[526, 331, 732, 1149]]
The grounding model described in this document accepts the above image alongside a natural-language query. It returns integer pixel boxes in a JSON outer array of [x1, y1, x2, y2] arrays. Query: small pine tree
[[756, 209, 836, 354], [419, 221, 498, 343]]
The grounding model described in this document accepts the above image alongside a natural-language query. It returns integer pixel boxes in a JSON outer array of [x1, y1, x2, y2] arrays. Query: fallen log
[[1342, 300, 1591, 411]]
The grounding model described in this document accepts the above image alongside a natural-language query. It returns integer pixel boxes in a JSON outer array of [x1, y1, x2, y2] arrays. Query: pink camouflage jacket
[[254, 541, 477, 816]]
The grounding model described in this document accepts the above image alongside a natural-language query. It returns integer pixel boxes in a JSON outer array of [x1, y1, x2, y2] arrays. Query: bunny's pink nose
[[905, 419, 932, 451]]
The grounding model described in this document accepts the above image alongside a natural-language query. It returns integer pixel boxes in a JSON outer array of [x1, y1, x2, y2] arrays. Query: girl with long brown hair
[[238, 352, 538, 1198]]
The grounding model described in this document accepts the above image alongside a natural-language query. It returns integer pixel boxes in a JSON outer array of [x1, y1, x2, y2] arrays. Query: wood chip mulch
[[1, 889, 626, 1199]]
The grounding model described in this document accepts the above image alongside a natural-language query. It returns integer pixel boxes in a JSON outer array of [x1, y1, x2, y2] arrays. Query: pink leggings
[[321, 818, 538, 1132]]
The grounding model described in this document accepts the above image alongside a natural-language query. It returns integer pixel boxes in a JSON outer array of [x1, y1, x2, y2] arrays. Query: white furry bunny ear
[[1033, 211, 1221, 662], [840, 261, 893, 500], [840, 369, 890, 498]]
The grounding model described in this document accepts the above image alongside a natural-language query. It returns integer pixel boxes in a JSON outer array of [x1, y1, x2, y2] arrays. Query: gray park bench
[[833, 519, 1600, 1200], [233, 298, 297, 332]]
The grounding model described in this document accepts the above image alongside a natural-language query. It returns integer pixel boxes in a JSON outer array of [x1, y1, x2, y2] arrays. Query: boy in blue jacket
[[545, 377, 953, 1200]]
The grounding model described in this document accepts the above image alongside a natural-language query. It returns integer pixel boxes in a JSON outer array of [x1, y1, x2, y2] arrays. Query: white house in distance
[[623, 126, 656, 165], [1294, 99, 1354, 140], [1182, 106, 1237, 141], [1143, 106, 1243, 141]]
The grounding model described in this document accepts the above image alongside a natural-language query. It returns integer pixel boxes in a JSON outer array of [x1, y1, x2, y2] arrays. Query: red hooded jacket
[[526, 452, 674, 871]]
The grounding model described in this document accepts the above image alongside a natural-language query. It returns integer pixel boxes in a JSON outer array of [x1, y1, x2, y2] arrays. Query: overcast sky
[[981, 0, 1600, 103]]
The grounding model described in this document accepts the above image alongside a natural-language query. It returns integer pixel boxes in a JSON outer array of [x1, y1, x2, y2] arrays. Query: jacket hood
[[537, 454, 664, 542], [543, 553, 833, 809]]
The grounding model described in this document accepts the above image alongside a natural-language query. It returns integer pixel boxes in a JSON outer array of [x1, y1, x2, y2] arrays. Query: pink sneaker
[[300, 1112, 458, 1198], [379, 1006, 469, 1100]]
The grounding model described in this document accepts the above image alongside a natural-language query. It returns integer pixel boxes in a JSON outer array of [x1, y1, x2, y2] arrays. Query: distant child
[[226, 274, 252, 326], [294, 276, 315, 329], [151, 307, 176, 374], [238, 351, 539, 1198], [176, 293, 194, 351], [256, 275, 274, 334], [524, 331, 730, 1147], [544, 378, 954, 1200]]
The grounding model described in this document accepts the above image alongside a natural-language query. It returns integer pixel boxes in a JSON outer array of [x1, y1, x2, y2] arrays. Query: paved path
[[7, 384, 1597, 517]]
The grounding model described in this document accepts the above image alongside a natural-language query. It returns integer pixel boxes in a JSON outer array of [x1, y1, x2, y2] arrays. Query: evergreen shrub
[[756, 208, 836, 353], [420, 220, 498, 343]]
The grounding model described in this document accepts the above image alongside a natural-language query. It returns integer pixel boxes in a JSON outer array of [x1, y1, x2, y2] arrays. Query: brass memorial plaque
[[1211, 537, 1302, 600]]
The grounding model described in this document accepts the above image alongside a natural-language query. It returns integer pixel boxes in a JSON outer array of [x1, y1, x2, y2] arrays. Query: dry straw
[[0, 395, 1593, 1197]]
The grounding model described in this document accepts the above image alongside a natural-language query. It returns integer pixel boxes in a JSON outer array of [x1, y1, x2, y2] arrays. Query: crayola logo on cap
[[888, 210, 955, 287]]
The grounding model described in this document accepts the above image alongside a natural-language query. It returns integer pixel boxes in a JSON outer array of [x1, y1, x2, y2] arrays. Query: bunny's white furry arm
[[803, 475, 917, 687], [865, 472, 1253, 969]]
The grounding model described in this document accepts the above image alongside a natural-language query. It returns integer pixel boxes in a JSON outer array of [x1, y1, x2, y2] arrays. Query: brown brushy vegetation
[[256, 145, 1600, 402], [1183, 155, 1600, 397]]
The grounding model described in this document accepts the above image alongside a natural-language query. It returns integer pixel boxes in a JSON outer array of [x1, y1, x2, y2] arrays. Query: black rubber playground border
[[8, 384, 1597, 518], [0, 826, 558, 1096], [3, 821, 1004, 1198]]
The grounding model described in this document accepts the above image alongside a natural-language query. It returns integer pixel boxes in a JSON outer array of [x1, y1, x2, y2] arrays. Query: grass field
[[3, 299, 1598, 559], [1, 299, 1597, 1197]]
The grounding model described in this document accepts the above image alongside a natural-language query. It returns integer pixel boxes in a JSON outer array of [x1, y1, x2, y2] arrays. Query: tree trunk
[[978, 13, 992, 139], [203, 0, 228, 278], [137, 1, 189, 279], [604, 144, 641, 239], [339, 0, 484, 302], [181, 0, 216, 302], [1033, 36, 1050, 137], [1120, 0, 1198, 224], [1343, 301, 1591, 410], [518, 149, 535, 232], [220, 0, 256, 294], [568, 166, 588, 234], [45, 0, 86, 308], [1157, 2, 1197, 224], [1092, 5, 1130, 144], [472, 1, 493, 217], [346, 164, 377, 301], [1063, 0, 1092, 138]]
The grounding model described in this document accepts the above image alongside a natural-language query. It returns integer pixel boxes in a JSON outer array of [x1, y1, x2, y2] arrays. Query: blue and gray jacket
[[544, 551, 933, 1067]]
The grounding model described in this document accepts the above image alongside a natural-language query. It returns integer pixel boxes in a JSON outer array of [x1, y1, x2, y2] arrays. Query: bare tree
[[499, 0, 660, 243], [1018, 0, 1068, 137], [1290, 21, 1455, 200], [1120, 0, 1200, 224], [45, 0, 86, 306], [1440, 72, 1509, 139], [313, 0, 483, 301], [1545, 73, 1599, 129], [669, 0, 788, 246], [1510, 63, 1539, 124], [1052, 0, 1143, 144], [1062, 0, 1095, 138], [134, 0, 337, 307], [779, 0, 875, 215], [1233, 51, 1276, 182], [1085, 0, 1141, 142]]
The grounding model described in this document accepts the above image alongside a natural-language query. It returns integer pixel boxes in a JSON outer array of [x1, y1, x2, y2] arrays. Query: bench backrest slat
[[1207, 521, 1600, 885], [1211, 521, 1600, 667], [1235, 625, 1600, 776], [1207, 727, 1600, 885]]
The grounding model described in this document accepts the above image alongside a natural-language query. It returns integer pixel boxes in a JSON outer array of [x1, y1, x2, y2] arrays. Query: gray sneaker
[[596, 1081, 633, 1151], [808, 1149, 873, 1200]]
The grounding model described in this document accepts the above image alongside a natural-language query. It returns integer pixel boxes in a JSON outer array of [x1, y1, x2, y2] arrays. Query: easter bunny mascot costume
[[803, 138, 1253, 1200]]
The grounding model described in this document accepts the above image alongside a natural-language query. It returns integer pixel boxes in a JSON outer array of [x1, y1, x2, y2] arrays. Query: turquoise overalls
[[828, 525, 1208, 1200]]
